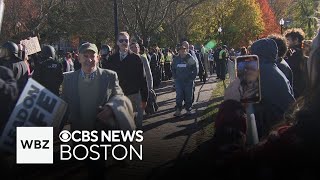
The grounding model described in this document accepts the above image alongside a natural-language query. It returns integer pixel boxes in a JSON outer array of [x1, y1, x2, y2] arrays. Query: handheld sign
[[0, 78, 67, 153], [20, 37, 41, 56], [0, 0, 4, 33]]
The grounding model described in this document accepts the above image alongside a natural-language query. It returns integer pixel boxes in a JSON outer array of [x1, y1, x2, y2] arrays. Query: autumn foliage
[[256, 0, 280, 37], [2, 0, 40, 41]]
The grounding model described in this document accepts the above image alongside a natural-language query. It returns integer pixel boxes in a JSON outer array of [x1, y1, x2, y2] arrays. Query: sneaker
[[186, 109, 195, 115], [174, 109, 182, 117]]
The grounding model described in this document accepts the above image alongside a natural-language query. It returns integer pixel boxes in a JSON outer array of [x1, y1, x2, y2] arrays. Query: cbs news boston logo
[[17, 127, 144, 164]]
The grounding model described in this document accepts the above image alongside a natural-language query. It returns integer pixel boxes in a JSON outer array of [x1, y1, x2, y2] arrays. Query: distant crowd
[[0, 27, 319, 179]]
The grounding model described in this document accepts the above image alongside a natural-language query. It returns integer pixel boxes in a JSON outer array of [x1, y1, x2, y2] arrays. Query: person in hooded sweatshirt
[[225, 38, 295, 137], [172, 44, 197, 116]]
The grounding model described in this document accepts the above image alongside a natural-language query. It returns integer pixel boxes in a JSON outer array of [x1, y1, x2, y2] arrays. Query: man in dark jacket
[[100, 44, 112, 69], [195, 50, 206, 83], [32, 45, 63, 96], [0, 66, 18, 129], [268, 34, 293, 87], [284, 28, 307, 98], [214, 45, 222, 79], [149, 47, 161, 88], [105, 31, 148, 129], [218, 45, 228, 81], [0, 41, 28, 95]]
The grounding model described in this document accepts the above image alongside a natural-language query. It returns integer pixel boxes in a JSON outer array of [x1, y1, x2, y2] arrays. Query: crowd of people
[[161, 28, 320, 179], [0, 27, 319, 179]]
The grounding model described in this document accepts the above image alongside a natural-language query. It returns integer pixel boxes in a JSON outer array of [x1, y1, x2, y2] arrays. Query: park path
[[106, 75, 218, 180]]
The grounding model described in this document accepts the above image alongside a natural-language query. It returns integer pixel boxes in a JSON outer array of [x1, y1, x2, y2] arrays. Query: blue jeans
[[175, 80, 194, 111]]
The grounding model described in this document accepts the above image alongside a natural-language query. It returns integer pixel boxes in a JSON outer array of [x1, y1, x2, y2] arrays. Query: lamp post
[[279, 18, 284, 34], [113, 0, 119, 45], [147, 37, 150, 47], [218, 27, 222, 44]]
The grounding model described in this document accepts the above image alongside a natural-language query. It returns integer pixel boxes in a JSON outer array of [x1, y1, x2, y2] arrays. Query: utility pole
[[113, 0, 119, 46]]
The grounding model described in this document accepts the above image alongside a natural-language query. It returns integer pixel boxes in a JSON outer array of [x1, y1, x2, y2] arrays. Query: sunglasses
[[119, 39, 129, 43]]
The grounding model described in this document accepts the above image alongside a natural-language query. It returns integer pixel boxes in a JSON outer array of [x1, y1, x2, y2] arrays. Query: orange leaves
[[256, 0, 280, 37]]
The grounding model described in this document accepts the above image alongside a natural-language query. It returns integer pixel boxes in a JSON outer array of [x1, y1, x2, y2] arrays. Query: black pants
[[217, 60, 226, 80], [216, 60, 220, 78], [164, 63, 172, 80], [209, 61, 215, 74]]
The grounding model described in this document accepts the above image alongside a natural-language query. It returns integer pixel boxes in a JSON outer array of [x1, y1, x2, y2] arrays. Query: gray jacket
[[61, 68, 135, 131], [140, 54, 153, 90]]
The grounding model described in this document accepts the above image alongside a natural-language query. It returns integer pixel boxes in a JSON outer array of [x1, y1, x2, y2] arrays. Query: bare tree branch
[[120, 0, 134, 31], [149, 0, 174, 32]]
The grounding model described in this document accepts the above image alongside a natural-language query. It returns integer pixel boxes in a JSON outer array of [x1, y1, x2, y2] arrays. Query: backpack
[[145, 89, 159, 115]]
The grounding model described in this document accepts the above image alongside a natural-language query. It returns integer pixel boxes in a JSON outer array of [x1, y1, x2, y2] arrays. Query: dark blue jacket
[[172, 53, 197, 82], [251, 38, 295, 118]]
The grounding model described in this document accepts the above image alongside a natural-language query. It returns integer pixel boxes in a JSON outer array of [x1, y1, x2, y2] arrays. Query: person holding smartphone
[[238, 61, 260, 101], [225, 38, 295, 137]]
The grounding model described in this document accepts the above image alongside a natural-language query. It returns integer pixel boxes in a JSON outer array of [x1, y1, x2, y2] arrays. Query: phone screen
[[235, 55, 261, 103]]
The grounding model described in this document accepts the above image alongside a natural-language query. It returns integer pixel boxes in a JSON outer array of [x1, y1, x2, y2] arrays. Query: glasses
[[179, 47, 187, 50], [119, 39, 129, 43]]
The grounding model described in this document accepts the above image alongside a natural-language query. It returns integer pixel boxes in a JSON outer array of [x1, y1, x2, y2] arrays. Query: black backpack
[[145, 89, 159, 115]]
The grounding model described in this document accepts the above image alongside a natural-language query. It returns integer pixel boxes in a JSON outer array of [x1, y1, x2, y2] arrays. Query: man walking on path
[[61, 42, 135, 179], [130, 42, 153, 91], [172, 44, 197, 116], [218, 45, 228, 81], [106, 31, 148, 129], [214, 45, 222, 79]]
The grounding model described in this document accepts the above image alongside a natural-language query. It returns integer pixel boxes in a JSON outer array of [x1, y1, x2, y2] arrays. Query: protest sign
[[20, 37, 42, 55], [0, 78, 67, 153], [0, 0, 4, 33]]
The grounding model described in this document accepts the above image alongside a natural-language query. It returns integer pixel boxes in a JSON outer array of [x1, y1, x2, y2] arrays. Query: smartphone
[[235, 55, 261, 103]]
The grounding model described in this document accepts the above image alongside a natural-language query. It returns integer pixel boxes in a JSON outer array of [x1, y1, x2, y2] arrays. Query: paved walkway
[[106, 75, 218, 180], [10, 75, 219, 180]]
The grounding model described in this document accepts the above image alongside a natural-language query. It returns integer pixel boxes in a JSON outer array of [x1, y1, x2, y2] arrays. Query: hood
[[179, 53, 192, 59], [251, 38, 278, 64], [186, 52, 193, 59]]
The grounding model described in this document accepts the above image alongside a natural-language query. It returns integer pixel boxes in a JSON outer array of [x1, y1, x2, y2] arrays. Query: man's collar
[[119, 50, 133, 55], [80, 68, 98, 80]]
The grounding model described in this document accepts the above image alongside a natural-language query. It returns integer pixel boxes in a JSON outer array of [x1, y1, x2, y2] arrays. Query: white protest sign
[[0, 78, 67, 153], [31, 37, 41, 52], [0, 0, 4, 33], [20, 37, 41, 55]]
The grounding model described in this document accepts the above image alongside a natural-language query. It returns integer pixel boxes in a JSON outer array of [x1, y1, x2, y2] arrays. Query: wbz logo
[[20, 139, 50, 149], [16, 127, 53, 164]]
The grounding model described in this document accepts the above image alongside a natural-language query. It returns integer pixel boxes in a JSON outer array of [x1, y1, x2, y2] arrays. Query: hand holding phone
[[235, 55, 261, 103]]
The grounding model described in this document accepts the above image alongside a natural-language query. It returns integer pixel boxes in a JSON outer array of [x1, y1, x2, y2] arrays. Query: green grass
[[200, 79, 228, 121], [194, 78, 230, 139]]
